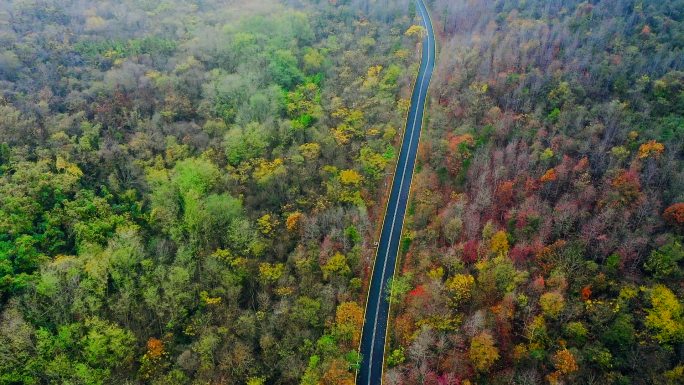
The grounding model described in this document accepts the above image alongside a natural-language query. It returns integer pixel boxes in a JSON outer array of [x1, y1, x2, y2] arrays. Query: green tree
[[224, 122, 268, 165], [645, 238, 683, 280], [385, 273, 413, 304]]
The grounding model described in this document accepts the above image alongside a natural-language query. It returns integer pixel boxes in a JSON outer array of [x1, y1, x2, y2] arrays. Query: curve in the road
[[357, 0, 435, 384]]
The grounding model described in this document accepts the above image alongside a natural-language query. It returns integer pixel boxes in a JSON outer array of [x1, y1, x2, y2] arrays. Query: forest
[[0, 0, 683, 384], [0, 0, 417, 383], [383, 0, 684, 384]]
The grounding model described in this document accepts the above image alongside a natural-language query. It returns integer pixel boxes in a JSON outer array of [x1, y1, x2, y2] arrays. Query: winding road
[[357, 0, 435, 384]]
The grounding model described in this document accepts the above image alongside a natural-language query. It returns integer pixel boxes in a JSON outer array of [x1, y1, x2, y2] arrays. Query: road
[[357, 0, 435, 384]]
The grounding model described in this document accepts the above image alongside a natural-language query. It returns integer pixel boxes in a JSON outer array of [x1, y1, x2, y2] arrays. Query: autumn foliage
[[540, 168, 557, 182], [470, 332, 500, 372], [664, 203, 684, 226], [638, 140, 664, 158], [334, 301, 364, 345]]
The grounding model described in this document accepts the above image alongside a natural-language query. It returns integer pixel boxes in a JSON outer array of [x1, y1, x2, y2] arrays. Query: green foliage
[[82, 317, 137, 368], [385, 273, 413, 305], [602, 314, 635, 347], [359, 147, 390, 179], [645, 237, 684, 280], [268, 49, 305, 90], [564, 322, 588, 345], [0, 142, 9, 165], [73, 37, 178, 61], [344, 225, 361, 243], [0, 0, 417, 383], [584, 344, 613, 371], [224, 123, 268, 165], [605, 253, 621, 276], [548, 108, 561, 122], [387, 348, 405, 367], [0, 235, 46, 293]]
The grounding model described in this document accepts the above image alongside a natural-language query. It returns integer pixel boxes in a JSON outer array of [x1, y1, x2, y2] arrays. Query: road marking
[[365, 1, 433, 383]]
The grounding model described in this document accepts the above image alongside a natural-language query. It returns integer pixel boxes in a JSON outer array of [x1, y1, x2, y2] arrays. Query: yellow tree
[[259, 263, 284, 283], [257, 214, 280, 235], [286, 212, 303, 233], [444, 274, 475, 307], [334, 302, 364, 345], [322, 253, 351, 280], [638, 140, 664, 159], [298, 143, 321, 159], [339, 169, 363, 186], [645, 285, 684, 343], [470, 332, 499, 372], [490, 231, 509, 256], [405, 25, 426, 38], [540, 292, 565, 318]]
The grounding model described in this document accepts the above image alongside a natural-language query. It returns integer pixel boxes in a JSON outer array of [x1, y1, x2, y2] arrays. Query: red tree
[[664, 203, 684, 226]]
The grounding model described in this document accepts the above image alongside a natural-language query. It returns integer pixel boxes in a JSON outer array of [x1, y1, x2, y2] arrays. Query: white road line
[[366, 2, 432, 382]]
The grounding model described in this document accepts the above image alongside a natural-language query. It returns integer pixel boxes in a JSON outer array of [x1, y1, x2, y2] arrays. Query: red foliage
[[524, 177, 539, 195], [510, 244, 534, 262], [612, 169, 640, 195], [573, 157, 589, 173], [410, 285, 426, 297], [531, 276, 545, 293], [581, 286, 592, 301], [462, 240, 479, 263], [664, 203, 684, 226]]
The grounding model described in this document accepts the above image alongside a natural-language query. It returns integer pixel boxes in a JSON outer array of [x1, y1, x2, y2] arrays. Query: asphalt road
[[357, 1, 435, 384]]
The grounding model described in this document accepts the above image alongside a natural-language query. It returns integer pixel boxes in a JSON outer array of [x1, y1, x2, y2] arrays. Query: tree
[[470, 332, 499, 372], [82, 317, 136, 369], [444, 217, 463, 244], [405, 25, 426, 38], [385, 273, 413, 305], [548, 349, 578, 384], [339, 170, 363, 186], [664, 203, 684, 226], [638, 140, 664, 159], [321, 359, 354, 385], [85, 17, 107, 32], [645, 285, 684, 343], [303, 48, 325, 74], [333, 302, 364, 345], [322, 253, 351, 280], [268, 49, 305, 90], [645, 238, 684, 280], [286, 212, 303, 234], [259, 263, 285, 283], [444, 274, 475, 307], [540, 292, 564, 318], [490, 231, 510, 256], [224, 123, 268, 165], [552, 349, 578, 374], [299, 143, 321, 159]]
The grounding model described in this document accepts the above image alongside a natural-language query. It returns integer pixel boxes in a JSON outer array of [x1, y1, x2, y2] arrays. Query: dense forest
[[2, 0, 684, 384], [383, 0, 684, 384], [0, 0, 419, 383]]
